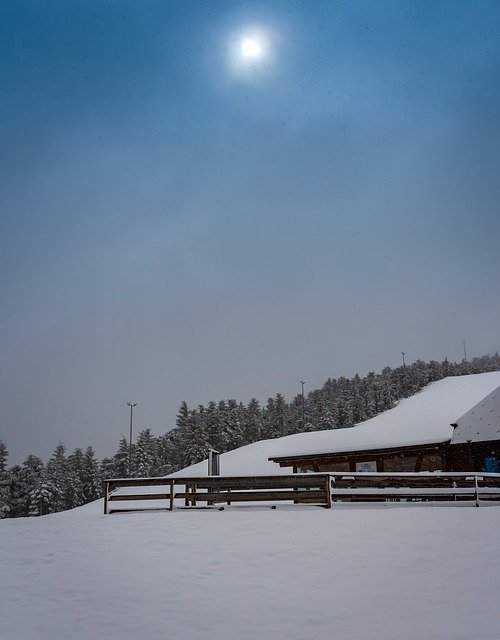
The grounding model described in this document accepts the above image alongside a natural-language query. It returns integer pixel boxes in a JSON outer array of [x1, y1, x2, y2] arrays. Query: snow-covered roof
[[450, 385, 500, 444], [172, 372, 500, 477]]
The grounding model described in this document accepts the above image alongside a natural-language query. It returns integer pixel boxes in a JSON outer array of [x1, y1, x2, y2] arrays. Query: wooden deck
[[103, 472, 500, 514]]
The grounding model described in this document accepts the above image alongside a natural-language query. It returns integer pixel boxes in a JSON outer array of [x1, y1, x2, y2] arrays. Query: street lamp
[[300, 381, 306, 431], [127, 402, 137, 477]]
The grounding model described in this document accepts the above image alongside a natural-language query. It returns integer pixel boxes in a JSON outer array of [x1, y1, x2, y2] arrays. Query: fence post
[[103, 481, 109, 515], [325, 475, 332, 509], [169, 479, 174, 511]]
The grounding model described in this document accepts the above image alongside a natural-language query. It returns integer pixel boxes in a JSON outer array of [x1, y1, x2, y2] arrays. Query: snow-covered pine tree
[[135, 428, 159, 477], [29, 476, 60, 516], [0, 440, 10, 518], [204, 401, 223, 452], [9, 455, 45, 517], [181, 409, 211, 467], [46, 442, 72, 512], [82, 446, 101, 501], [262, 394, 288, 439], [111, 436, 132, 478], [176, 401, 190, 429], [242, 398, 262, 444], [222, 400, 245, 451], [157, 430, 181, 473], [67, 448, 86, 508]]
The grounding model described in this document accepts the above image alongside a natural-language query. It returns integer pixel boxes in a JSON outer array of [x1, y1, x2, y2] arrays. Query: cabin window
[[355, 461, 378, 472]]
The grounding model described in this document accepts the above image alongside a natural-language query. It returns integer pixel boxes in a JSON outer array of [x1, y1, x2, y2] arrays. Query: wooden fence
[[329, 471, 500, 505], [103, 472, 500, 514], [103, 474, 331, 514]]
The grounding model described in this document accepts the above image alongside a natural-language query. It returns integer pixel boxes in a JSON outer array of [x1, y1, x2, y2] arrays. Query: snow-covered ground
[[2, 499, 500, 640], [4, 373, 500, 639]]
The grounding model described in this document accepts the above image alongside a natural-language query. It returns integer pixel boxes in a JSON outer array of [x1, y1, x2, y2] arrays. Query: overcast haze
[[1, 0, 499, 464]]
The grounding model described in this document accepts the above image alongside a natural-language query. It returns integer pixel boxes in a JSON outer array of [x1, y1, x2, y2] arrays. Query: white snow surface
[[2, 499, 500, 640], [451, 384, 500, 444], [173, 373, 500, 477]]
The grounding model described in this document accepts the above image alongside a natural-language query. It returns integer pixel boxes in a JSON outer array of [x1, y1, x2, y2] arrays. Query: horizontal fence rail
[[103, 472, 500, 514]]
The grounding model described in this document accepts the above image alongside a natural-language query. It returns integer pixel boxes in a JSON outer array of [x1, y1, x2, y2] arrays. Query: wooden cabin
[[269, 385, 500, 474]]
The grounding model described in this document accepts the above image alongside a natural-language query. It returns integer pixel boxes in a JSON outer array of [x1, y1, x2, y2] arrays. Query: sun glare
[[241, 38, 261, 59]]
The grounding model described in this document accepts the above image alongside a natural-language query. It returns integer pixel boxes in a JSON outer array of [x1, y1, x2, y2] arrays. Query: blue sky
[[1, 0, 500, 463]]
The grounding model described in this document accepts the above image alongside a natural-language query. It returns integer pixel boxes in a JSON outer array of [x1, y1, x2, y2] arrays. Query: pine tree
[[111, 436, 132, 478], [135, 429, 159, 477], [0, 440, 8, 475], [186, 409, 211, 466], [0, 440, 10, 519], [46, 442, 71, 512], [204, 401, 222, 452], [82, 446, 101, 501], [29, 477, 59, 516], [67, 448, 86, 508], [11, 455, 45, 517], [243, 398, 262, 444], [157, 431, 181, 474]]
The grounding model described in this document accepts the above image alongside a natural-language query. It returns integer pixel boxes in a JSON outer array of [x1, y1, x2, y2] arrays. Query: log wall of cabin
[[292, 445, 448, 474], [289, 441, 500, 474]]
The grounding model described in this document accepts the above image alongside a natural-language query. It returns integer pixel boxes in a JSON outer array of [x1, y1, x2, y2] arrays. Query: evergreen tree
[[135, 428, 159, 477], [82, 447, 101, 501], [181, 409, 211, 467], [243, 398, 262, 444], [204, 401, 222, 451], [46, 442, 71, 512], [0, 440, 10, 518], [29, 477, 59, 516], [10, 455, 45, 517], [67, 448, 86, 508], [0, 440, 8, 475], [111, 436, 132, 478]]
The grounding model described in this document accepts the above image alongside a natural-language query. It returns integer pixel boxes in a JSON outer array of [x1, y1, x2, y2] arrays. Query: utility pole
[[127, 402, 137, 477], [300, 381, 306, 431], [463, 340, 468, 363]]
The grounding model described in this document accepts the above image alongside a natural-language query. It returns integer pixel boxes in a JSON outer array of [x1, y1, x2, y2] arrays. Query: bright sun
[[241, 38, 262, 59]]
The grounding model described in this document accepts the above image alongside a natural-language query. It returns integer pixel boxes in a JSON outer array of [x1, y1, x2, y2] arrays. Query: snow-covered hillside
[[173, 372, 500, 477]]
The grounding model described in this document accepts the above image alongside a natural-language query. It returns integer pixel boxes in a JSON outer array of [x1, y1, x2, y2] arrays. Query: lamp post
[[127, 402, 137, 477], [300, 381, 306, 431]]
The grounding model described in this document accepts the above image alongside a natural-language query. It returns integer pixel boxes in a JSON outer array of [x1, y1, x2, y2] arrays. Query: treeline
[[1, 353, 499, 518]]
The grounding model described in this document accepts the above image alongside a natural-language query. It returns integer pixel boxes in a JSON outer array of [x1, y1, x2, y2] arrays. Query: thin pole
[[463, 340, 468, 363], [127, 402, 137, 477], [401, 352, 406, 369], [300, 381, 305, 431]]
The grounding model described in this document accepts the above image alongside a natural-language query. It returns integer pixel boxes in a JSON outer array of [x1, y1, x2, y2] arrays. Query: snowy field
[[2, 499, 500, 640]]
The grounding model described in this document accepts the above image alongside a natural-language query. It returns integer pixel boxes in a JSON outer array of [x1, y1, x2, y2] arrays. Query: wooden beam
[[108, 493, 171, 501]]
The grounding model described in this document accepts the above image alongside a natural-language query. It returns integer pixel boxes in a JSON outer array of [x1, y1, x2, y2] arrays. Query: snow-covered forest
[[1, 353, 499, 518]]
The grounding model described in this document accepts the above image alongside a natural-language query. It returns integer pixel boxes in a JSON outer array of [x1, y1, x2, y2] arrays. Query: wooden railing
[[103, 474, 332, 514], [328, 472, 500, 505], [103, 472, 500, 514]]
